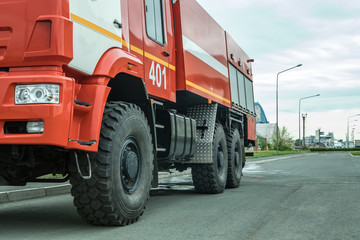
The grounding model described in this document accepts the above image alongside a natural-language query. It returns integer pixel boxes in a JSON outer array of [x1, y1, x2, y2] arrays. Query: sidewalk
[[0, 169, 191, 204]]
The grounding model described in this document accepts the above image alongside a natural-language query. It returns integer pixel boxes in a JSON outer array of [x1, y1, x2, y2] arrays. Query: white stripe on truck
[[182, 35, 229, 78]]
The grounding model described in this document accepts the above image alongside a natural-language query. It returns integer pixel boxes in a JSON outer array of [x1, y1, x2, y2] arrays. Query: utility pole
[[298, 94, 320, 152], [302, 114, 307, 148]]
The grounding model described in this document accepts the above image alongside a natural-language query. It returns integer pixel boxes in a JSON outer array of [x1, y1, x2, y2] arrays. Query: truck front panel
[[0, 68, 74, 147], [0, 0, 72, 68]]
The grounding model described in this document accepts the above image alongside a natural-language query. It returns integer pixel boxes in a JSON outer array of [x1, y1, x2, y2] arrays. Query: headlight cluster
[[15, 84, 60, 105]]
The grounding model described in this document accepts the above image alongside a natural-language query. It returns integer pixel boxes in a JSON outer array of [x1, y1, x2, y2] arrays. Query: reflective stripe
[[186, 80, 231, 104], [145, 52, 168, 69], [182, 35, 229, 78], [70, 13, 176, 72], [130, 45, 144, 56], [71, 14, 126, 46]]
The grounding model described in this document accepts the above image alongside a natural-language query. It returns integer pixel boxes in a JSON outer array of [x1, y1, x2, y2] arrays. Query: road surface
[[0, 153, 359, 240]]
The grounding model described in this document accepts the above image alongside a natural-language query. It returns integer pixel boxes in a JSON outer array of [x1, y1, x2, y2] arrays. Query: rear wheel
[[192, 123, 228, 194], [226, 128, 244, 188], [70, 101, 153, 226]]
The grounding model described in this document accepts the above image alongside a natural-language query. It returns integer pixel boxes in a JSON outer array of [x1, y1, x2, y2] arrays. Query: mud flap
[[186, 103, 218, 164]]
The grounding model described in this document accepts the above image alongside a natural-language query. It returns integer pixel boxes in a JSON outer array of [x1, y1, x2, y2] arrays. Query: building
[[255, 102, 277, 150], [307, 130, 336, 148]]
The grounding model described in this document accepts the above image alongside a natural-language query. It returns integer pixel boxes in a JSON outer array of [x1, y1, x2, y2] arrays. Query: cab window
[[145, 0, 165, 44]]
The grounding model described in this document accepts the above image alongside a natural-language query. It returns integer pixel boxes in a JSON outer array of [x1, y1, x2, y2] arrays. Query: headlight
[[15, 84, 60, 104]]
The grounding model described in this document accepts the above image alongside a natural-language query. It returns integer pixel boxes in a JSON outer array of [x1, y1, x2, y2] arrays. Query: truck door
[[143, 0, 176, 102]]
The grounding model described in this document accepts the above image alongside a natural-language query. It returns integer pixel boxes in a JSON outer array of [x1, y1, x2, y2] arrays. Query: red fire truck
[[0, 0, 256, 225]]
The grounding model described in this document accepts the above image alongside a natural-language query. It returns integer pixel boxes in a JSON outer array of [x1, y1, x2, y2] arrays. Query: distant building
[[309, 130, 335, 148], [305, 136, 316, 146], [255, 102, 268, 124], [257, 123, 277, 142], [255, 102, 276, 149]]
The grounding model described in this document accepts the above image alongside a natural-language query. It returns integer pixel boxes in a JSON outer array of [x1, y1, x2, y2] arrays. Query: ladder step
[[152, 99, 164, 106], [155, 124, 165, 129], [157, 147, 166, 152]]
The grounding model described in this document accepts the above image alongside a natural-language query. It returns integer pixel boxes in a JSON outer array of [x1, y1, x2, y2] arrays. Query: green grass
[[351, 152, 360, 156], [37, 174, 67, 179], [247, 150, 310, 159]]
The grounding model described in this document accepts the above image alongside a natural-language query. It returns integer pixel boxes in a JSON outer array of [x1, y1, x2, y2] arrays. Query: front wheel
[[70, 102, 153, 226]]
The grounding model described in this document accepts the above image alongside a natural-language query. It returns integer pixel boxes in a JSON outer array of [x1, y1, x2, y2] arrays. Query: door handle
[[162, 51, 170, 57], [113, 19, 122, 29]]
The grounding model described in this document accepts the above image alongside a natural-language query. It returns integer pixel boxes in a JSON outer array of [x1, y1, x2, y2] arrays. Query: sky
[[197, 0, 360, 141]]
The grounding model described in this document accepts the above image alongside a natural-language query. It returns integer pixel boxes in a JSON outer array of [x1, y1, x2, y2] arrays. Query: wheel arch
[[96, 48, 158, 186], [67, 48, 146, 152], [106, 74, 158, 166], [93, 47, 143, 80], [107, 73, 148, 105]]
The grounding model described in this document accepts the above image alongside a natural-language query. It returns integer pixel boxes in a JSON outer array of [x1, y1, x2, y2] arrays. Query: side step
[[152, 99, 167, 153]]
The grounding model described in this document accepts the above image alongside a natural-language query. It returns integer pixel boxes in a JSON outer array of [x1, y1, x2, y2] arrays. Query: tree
[[270, 126, 293, 151], [257, 135, 267, 151], [294, 139, 301, 147]]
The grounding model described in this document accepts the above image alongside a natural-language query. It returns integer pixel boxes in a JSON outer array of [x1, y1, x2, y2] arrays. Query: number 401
[[149, 61, 166, 90]]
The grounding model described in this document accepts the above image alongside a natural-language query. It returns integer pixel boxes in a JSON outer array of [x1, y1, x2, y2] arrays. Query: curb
[[0, 170, 192, 204], [349, 153, 360, 157], [0, 184, 71, 204]]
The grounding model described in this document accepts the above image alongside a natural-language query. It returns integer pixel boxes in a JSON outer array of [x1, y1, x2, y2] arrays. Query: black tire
[[192, 123, 228, 194], [226, 129, 244, 188], [70, 101, 153, 226]]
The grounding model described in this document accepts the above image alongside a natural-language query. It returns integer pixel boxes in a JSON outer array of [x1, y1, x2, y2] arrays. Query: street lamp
[[347, 114, 360, 147], [298, 94, 320, 152], [276, 64, 302, 154]]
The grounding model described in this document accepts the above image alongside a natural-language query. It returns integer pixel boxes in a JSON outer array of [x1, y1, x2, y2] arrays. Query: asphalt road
[[0, 153, 359, 240]]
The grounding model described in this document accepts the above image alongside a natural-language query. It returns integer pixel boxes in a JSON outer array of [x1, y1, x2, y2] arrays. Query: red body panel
[[226, 33, 256, 141], [174, 0, 231, 108], [247, 116, 256, 142], [226, 33, 253, 81]]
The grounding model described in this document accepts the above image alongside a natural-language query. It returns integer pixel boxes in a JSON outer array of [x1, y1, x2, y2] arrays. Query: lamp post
[[298, 94, 320, 152], [302, 113, 307, 148], [347, 114, 360, 147], [276, 64, 302, 154]]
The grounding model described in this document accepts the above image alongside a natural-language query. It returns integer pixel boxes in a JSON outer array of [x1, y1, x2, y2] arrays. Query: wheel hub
[[217, 151, 225, 169], [234, 152, 240, 166], [120, 138, 141, 194], [124, 151, 139, 180]]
